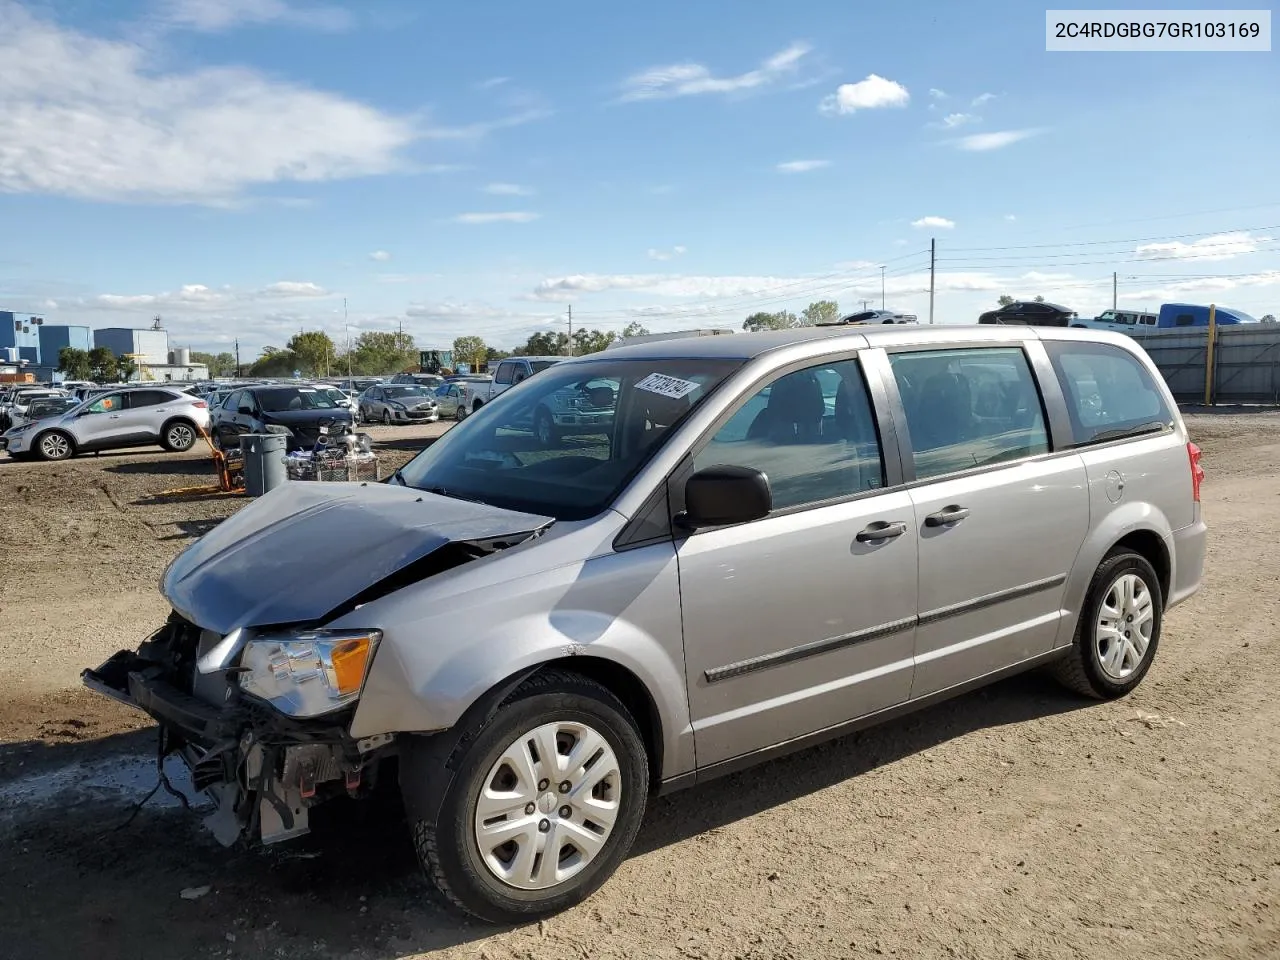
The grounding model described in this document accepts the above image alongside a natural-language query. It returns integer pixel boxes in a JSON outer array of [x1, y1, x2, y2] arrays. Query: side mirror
[[681, 465, 772, 529]]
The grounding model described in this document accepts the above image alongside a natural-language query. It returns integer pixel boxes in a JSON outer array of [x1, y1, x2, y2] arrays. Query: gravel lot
[[1, 411, 1278, 960]]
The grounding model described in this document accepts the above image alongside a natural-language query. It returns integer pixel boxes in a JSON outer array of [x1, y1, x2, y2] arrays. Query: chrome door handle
[[856, 520, 908, 543], [108, 414, 122, 419], [925, 505, 970, 527]]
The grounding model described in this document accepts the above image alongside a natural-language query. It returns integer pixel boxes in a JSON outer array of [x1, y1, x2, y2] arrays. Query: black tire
[[161, 419, 198, 452], [455, 405, 466, 422], [406, 670, 649, 924], [34, 430, 74, 462], [534, 408, 558, 446], [382, 410, 392, 426], [1051, 550, 1163, 699]]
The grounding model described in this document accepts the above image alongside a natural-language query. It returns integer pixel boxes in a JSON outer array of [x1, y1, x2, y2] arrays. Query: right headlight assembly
[[238, 629, 381, 718]]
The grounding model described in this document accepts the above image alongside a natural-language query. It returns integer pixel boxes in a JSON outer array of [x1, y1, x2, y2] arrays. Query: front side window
[[694, 358, 884, 511], [396, 358, 741, 520], [1044, 342, 1173, 446], [494, 363, 514, 385], [890, 347, 1049, 480], [85, 393, 124, 414]]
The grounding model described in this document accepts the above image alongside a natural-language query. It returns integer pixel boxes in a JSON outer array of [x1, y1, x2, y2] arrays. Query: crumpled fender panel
[[163, 481, 552, 634]]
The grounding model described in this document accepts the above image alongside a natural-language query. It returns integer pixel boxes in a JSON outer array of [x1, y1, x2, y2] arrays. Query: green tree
[[997, 295, 1016, 307], [346, 331, 416, 375], [452, 335, 488, 372], [621, 321, 650, 339], [800, 300, 840, 326], [57, 347, 92, 381], [572, 329, 617, 354], [191, 351, 237, 377], [485, 346, 511, 361], [88, 346, 119, 383], [1261, 314, 1277, 323], [287, 331, 337, 377], [248, 346, 297, 378], [1033, 295, 1046, 303], [117, 356, 138, 382], [521, 331, 569, 356], [742, 310, 798, 332]]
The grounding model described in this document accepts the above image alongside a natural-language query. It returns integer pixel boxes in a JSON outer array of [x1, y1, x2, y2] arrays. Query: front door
[[677, 356, 918, 768], [882, 344, 1090, 697], [71, 391, 130, 447]]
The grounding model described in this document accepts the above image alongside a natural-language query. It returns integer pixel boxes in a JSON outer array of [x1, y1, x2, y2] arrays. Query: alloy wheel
[[1094, 573, 1155, 681]]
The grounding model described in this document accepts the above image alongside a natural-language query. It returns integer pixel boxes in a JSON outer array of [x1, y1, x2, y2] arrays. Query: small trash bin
[[241, 433, 288, 496]]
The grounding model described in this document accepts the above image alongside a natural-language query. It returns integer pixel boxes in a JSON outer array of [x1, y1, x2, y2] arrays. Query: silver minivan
[[84, 324, 1206, 923]]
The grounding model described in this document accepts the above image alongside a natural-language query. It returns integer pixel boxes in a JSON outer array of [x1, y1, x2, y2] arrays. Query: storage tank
[[173, 346, 191, 366]]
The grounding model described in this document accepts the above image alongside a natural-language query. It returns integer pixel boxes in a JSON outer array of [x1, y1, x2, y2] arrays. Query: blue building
[[0, 311, 44, 364], [38, 324, 92, 362]]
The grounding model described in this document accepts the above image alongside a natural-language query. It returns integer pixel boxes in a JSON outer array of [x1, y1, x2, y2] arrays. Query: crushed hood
[[163, 481, 552, 634]]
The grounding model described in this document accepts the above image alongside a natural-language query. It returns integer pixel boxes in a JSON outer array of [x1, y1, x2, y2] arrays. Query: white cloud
[[421, 164, 469, 174], [1134, 231, 1271, 263], [406, 300, 525, 322], [0, 4, 418, 204], [1126, 270, 1280, 301], [940, 112, 978, 128], [452, 211, 541, 224], [955, 129, 1042, 151], [1004, 214, 1017, 221], [94, 280, 330, 311], [971, 92, 997, 106], [423, 107, 551, 140], [929, 88, 948, 99], [368, 250, 392, 262], [835, 259, 877, 270], [161, 0, 353, 32], [620, 41, 811, 101], [820, 75, 910, 115], [649, 184, 676, 195], [484, 182, 535, 196], [776, 159, 830, 173], [475, 77, 510, 90], [647, 246, 688, 261], [911, 216, 955, 230], [527, 273, 808, 302]]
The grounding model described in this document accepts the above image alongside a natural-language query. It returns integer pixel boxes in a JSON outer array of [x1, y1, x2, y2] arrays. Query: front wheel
[[35, 430, 74, 461], [407, 671, 649, 924], [382, 410, 392, 426], [455, 405, 466, 422], [1051, 550, 1163, 699], [534, 409, 558, 446]]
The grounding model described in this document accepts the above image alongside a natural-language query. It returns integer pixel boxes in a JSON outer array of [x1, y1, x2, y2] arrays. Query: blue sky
[[1, 0, 1277, 356]]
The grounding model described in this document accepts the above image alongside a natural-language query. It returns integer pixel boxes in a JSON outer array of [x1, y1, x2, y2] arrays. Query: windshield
[[257, 387, 342, 412], [396, 358, 742, 520], [385, 385, 428, 398], [29, 399, 78, 417]]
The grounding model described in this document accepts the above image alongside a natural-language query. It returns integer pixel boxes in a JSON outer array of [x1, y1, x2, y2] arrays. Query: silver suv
[[1, 387, 211, 460], [84, 325, 1205, 922]]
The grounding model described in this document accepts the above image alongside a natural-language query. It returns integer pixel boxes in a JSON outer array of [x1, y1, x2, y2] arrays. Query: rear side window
[[1044, 342, 1173, 446], [126, 390, 176, 408], [889, 347, 1049, 480]]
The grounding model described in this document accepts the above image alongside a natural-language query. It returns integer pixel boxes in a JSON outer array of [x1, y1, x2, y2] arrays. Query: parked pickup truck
[[462, 355, 563, 417]]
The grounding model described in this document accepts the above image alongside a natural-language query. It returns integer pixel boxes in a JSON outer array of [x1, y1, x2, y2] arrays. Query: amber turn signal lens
[[330, 637, 372, 696]]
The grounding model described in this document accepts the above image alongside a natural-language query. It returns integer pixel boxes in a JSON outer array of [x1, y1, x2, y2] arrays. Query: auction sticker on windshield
[[635, 373, 700, 399]]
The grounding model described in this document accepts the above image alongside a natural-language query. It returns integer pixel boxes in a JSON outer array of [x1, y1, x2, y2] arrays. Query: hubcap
[[42, 434, 69, 458], [473, 720, 621, 891], [169, 425, 193, 447], [1094, 573, 1154, 680]]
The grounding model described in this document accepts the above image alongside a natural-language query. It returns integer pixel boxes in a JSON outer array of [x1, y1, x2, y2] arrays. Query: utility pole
[[880, 265, 886, 310], [1113, 272, 1118, 309], [860, 299, 871, 311], [234, 338, 240, 378], [345, 299, 352, 379], [567, 305, 573, 356], [929, 238, 936, 324]]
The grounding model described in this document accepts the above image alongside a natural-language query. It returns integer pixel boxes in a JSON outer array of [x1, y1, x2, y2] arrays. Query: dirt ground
[[1, 411, 1277, 960]]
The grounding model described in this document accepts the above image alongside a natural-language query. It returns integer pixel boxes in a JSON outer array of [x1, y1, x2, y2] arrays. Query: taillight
[[193, 400, 208, 409], [1187, 441, 1204, 502]]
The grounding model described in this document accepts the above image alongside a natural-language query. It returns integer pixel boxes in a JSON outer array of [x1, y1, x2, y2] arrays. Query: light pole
[[880, 265, 886, 310]]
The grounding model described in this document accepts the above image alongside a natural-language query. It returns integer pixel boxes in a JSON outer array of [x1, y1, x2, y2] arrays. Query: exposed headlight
[[7, 423, 33, 435], [388, 401, 406, 411], [239, 629, 381, 718]]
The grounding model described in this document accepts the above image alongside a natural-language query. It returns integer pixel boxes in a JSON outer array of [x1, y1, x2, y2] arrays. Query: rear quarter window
[[1044, 342, 1173, 446]]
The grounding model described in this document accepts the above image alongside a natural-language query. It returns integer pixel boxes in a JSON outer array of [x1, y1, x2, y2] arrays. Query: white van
[[1072, 310, 1158, 334]]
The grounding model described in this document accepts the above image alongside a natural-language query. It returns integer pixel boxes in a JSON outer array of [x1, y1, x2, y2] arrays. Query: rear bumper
[[1167, 513, 1208, 609]]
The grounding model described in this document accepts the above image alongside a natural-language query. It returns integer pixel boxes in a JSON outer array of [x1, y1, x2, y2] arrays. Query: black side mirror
[[681, 465, 772, 529]]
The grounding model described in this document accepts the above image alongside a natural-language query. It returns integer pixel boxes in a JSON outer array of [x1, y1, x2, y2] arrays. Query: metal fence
[[1132, 326, 1280, 405]]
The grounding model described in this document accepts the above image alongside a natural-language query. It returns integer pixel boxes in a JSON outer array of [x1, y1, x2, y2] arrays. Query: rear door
[[117, 389, 178, 443], [678, 354, 918, 768], [879, 342, 1089, 697]]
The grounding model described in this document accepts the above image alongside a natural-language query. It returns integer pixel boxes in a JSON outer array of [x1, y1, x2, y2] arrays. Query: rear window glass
[[1044, 342, 1173, 446]]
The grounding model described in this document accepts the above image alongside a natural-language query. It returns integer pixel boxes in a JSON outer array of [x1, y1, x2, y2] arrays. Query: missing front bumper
[[82, 649, 384, 847]]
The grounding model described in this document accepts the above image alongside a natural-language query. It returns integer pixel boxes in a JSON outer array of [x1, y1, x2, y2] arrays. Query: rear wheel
[[35, 430, 74, 461], [162, 420, 197, 452], [1051, 550, 1162, 699], [534, 409, 558, 446], [406, 671, 649, 924]]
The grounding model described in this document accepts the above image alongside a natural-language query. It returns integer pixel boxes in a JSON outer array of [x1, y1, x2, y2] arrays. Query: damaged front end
[[83, 615, 395, 847]]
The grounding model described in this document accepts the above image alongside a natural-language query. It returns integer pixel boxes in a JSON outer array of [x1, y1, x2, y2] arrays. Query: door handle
[[856, 520, 908, 543], [924, 505, 970, 527], [108, 414, 121, 419]]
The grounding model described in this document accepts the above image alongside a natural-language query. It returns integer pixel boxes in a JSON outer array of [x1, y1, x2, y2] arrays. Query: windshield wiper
[[1085, 421, 1168, 445]]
